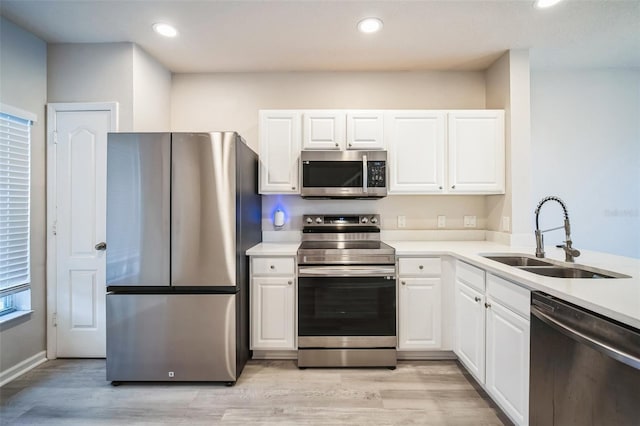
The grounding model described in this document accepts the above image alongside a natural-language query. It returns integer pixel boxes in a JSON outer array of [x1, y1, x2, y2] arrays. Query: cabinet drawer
[[456, 261, 485, 292], [398, 257, 441, 276], [252, 257, 295, 276], [487, 273, 530, 318]]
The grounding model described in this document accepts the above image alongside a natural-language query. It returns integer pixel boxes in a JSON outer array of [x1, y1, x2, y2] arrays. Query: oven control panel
[[302, 214, 381, 227]]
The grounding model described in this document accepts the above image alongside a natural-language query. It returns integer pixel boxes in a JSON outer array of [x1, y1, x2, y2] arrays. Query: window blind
[[0, 112, 31, 302]]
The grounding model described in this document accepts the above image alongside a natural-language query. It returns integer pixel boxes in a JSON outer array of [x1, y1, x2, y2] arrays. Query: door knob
[[95, 242, 107, 251]]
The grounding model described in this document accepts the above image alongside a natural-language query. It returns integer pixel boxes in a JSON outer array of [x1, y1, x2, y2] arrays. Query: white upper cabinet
[[386, 111, 446, 193], [302, 111, 346, 150], [346, 110, 385, 150], [259, 110, 301, 194], [448, 110, 505, 194], [258, 109, 505, 195]]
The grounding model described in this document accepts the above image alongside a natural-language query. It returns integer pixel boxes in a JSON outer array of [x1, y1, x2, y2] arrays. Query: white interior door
[[51, 107, 115, 357]]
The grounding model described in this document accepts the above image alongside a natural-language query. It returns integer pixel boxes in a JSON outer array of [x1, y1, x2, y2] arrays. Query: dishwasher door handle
[[531, 305, 640, 370]]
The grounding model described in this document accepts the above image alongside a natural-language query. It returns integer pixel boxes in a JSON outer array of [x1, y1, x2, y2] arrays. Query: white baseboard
[[251, 350, 298, 360], [397, 350, 457, 360], [0, 351, 47, 387], [251, 350, 457, 362]]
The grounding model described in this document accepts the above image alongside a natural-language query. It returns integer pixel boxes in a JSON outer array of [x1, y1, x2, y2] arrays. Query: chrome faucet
[[534, 196, 581, 262]]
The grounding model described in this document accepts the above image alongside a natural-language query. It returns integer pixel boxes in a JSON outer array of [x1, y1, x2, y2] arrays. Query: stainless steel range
[[297, 214, 397, 368]]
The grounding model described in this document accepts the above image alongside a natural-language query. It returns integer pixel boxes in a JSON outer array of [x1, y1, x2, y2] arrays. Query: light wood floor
[[0, 359, 511, 425]]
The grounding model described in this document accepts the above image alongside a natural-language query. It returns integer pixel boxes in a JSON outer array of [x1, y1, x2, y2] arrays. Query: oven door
[[298, 265, 396, 348]]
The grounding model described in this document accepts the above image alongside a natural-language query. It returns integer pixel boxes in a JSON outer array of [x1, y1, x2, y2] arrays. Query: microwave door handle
[[362, 154, 368, 193]]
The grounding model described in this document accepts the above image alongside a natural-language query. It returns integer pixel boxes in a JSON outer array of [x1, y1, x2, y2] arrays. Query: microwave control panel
[[367, 161, 386, 187]]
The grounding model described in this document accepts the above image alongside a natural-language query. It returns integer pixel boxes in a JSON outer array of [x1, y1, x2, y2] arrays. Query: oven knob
[[361, 217, 369, 224], [306, 217, 313, 224], [371, 217, 378, 224], [315, 217, 323, 224]]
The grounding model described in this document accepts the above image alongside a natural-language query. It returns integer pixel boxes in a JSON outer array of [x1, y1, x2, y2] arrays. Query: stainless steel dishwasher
[[530, 292, 640, 425]]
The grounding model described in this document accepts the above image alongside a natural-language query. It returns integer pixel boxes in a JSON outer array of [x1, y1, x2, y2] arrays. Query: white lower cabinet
[[455, 261, 530, 426], [454, 280, 485, 381], [398, 257, 443, 351], [399, 277, 442, 350], [486, 298, 530, 426], [250, 257, 296, 350]]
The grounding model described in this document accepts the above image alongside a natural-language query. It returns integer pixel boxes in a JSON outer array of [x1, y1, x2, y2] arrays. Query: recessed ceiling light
[[152, 23, 178, 38], [357, 17, 383, 34], [535, 0, 564, 9]]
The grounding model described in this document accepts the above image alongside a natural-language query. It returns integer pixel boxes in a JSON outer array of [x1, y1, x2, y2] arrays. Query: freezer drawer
[[106, 293, 236, 382]]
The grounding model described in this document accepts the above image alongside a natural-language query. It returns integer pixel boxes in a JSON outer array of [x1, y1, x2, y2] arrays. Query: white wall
[[0, 17, 48, 374], [485, 50, 532, 245], [48, 42, 171, 131], [132, 45, 171, 131], [171, 71, 490, 231], [48, 43, 135, 131], [531, 69, 640, 258]]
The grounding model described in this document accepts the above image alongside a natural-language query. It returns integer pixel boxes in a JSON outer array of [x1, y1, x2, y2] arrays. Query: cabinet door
[[386, 111, 445, 193], [486, 300, 530, 426], [448, 111, 505, 194], [302, 111, 345, 150], [259, 111, 301, 193], [346, 111, 385, 150], [454, 280, 485, 383], [398, 277, 442, 350], [251, 276, 295, 350]]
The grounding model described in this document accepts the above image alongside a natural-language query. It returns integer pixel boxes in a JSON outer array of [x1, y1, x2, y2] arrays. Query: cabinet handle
[[439, 186, 443, 190], [349, 143, 353, 147], [451, 185, 456, 189], [401, 281, 406, 285], [288, 280, 292, 285], [335, 143, 339, 147], [418, 265, 423, 270], [474, 297, 481, 302], [484, 302, 491, 309], [292, 186, 296, 190], [270, 265, 275, 269]]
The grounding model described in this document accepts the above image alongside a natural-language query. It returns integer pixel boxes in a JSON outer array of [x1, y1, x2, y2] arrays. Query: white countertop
[[247, 240, 640, 329], [246, 242, 300, 256]]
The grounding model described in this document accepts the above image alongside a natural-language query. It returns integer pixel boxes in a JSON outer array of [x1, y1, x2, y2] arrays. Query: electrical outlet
[[502, 216, 510, 232], [464, 215, 477, 228], [437, 215, 446, 228], [397, 215, 406, 228]]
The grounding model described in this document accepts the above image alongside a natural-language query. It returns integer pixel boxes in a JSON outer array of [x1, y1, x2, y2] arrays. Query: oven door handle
[[298, 265, 396, 278]]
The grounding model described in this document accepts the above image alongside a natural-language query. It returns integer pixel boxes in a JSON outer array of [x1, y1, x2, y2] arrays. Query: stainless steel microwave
[[300, 150, 387, 199]]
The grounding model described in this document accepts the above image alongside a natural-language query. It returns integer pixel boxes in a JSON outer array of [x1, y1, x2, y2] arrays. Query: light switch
[[464, 215, 477, 228]]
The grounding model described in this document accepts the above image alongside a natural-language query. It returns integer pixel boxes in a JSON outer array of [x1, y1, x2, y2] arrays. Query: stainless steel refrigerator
[[105, 132, 261, 384]]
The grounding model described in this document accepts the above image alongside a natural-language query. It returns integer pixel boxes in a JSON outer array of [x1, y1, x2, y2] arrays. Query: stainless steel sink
[[481, 253, 630, 279], [483, 255, 554, 267], [519, 266, 629, 279]]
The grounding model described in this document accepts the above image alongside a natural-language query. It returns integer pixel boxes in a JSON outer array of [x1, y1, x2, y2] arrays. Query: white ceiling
[[1, 0, 639, 73]]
